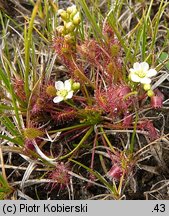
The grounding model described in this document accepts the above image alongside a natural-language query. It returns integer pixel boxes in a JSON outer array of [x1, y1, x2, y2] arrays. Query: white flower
[[129, 62, 157, 84], [53, 79, 74, 103]]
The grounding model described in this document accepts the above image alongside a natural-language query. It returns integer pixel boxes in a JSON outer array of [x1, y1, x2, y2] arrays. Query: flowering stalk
[[57, 4, 81, 42]]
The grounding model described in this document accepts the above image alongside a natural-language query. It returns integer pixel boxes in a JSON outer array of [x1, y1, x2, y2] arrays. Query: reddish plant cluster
[[95, 85, 135, 119], [77, 106, 102, 124], [30, 83, 56, 116], [77, 37, 122, 83], [107, 151, 135, 181], [52, 36, 79, 78], [12, 18, 163, 192], [48, 163, 70, 190], [29, 82, 77, 125], [50, 107, 77, 125], [137, 120, 159, 141]]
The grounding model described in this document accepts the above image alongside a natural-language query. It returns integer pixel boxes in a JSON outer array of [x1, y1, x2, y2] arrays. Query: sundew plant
[[0, 0, 169, 200]]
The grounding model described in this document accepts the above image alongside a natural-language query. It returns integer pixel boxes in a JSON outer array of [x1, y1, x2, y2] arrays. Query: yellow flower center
[[136, 70, 146, 78], [57, 90, 68, 98]]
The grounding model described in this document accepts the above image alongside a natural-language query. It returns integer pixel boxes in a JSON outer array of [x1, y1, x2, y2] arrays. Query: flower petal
[[147, 69, 157, 77], [64, 79, 72, 91], [67, 5, 77, 14], [66, 90, 74, 99], [129, 68, 135, 73], [140, 62, 149, 71], [130, 73, 140, 82], [53, 96, 64, 103], [140, 77, 151, 84], [133, 62, 140, 70], [55, 81, 64, 90]]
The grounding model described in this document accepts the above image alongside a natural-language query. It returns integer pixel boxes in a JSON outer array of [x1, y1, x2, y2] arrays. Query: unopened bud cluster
[[57, 5, 81, 42]]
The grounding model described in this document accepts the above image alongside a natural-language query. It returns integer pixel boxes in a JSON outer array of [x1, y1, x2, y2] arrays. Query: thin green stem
[[130, 111, 138, 153], [24, 0, 41, 98], [59, 126, 93, 160]]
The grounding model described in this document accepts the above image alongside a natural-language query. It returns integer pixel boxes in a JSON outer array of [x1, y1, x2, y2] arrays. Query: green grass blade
[[59, 126, 93, 160], [70, 159, 118, 195], [24, 0, 41, 98], [77, 0, 103, 40]]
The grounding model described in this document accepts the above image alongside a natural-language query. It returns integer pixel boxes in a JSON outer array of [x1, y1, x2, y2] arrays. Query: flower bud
[[151, 95, 163, 108], [107, 164, 123, 181], [73, 12, 81, 25], [72, 82, 80, 91], [64, 33, 74, 42], [143, 84, 151, 91], [147, 89, 154, 97], [46, 85, 57, 97], [65, 22, 75, 32], [58, 10, 68, 21], [67, 5, 77, 14], [56, 25, 65, 34]]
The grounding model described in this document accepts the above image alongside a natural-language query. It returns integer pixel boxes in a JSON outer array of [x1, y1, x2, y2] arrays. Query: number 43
[[153, 204, 165, 212]]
